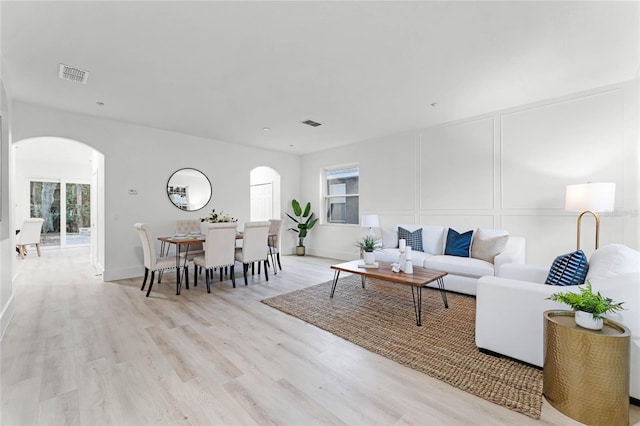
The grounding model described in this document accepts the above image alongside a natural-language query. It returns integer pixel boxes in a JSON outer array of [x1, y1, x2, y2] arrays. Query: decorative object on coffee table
[[543, 310, 630, 425], [355, 234, 381, 265]]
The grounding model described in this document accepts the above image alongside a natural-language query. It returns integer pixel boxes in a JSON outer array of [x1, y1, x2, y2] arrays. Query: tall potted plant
[[286, 199, 318, 256]]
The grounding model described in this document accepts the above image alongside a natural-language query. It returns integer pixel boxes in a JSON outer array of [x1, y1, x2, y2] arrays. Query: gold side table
[[543, 310, 630, 426]]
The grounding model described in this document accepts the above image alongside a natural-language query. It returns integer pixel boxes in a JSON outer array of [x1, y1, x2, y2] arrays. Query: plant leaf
[[292, 199, 302, 216], [303, 202, 311, 218]]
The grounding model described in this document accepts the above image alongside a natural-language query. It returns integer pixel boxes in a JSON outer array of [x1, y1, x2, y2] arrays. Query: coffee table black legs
[[411, 278, 449, 326], [330, 270, 341, 297]]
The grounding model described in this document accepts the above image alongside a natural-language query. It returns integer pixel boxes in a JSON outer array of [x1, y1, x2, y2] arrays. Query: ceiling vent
[[58, 63, 89, 84], [301, 119, 322, 127]]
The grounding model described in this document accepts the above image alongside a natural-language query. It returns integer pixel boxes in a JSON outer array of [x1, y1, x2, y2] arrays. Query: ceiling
[[1, 1, 638, 155]]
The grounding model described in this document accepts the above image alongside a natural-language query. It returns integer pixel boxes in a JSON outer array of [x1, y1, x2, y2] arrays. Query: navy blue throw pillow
[[397, 227, 423, 252], [545, 250, 589, 286], [444, 228, 473, 257]]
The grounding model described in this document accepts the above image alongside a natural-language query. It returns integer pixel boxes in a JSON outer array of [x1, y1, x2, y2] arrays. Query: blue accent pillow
[[397, 227, 423, 252], [545, 250, 589, 286], [444, 228, 473, 257]]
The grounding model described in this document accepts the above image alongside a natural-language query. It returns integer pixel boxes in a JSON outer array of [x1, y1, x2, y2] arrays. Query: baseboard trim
[[477, 347, 542, 370]]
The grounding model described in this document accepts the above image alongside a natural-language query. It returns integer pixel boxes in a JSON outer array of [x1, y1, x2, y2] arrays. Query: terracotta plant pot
[[295, 246, 306, 256]]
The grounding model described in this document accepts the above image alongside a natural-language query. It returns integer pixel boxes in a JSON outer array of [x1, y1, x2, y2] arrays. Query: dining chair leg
[[158, 271, 163, 283], [220, 267, 223, 281], [141, 268, 149, 291], [277, 253, 282, 271], [146, 271, 156, 297], [252, 262, 255, 275], [230, 265, 236, 287], [36, 243, 41, 257], [194, 266, 198, 287], [205, 269, 211, 293], [184, 266, 190, 290], [243, 263, 249, 286], [264, 260, 269, 281]]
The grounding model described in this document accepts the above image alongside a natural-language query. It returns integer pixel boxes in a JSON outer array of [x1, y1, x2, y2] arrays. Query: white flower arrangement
[[200, 209, 237, 223]]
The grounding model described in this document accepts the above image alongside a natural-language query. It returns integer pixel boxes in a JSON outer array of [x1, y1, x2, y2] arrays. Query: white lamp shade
[[565, 183, 615, 213], [361, 214, 380, 228]]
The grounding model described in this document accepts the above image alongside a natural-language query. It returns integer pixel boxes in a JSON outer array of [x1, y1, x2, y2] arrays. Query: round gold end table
[[543, 310, 630, 426]]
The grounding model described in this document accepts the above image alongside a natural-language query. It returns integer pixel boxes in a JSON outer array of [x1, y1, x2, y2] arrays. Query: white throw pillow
[[381, 228, 399, 249], [471, 228, 509, 264], [587, 244, 640, 280], [422, 225, 445, 255]]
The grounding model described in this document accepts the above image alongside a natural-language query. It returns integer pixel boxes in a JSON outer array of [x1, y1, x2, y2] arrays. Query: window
[[324, 166, 359, 224]]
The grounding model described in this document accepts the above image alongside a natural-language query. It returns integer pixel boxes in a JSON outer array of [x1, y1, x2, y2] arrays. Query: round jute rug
[[262, 275, 543, 419]]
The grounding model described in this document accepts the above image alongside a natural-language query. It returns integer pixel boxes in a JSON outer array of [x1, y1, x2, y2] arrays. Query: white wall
[[10, 102, 301, 281], [301, 80, 639, 267], [0, 79, 15, 340]]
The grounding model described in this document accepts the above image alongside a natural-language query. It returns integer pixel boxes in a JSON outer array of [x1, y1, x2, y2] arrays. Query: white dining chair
[[268, 218, 283, 273], [235, 221, 271, 286], [175, 219, 205, 259], [134, 223, 181, 297], [194, 222, 238, 292], [16, 218, 45, 259]]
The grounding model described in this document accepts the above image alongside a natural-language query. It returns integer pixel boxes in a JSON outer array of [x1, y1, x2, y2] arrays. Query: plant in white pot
[[547, 281, 624, 330], [286, 199, 318, 256], [355, 235, 381, 265]]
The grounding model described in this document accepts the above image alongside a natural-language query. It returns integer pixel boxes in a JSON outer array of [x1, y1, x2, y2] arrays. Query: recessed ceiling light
[[96, 101, 104, 106], [262, 127, 271, 131]]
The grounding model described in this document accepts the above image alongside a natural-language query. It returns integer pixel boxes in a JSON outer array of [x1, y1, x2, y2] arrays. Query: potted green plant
[[547, 281, 624, 330], [355, 235, 381, 265], [286, 199, 318, 256]]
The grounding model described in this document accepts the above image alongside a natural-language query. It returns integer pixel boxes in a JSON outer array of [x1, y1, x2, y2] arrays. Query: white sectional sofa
[[374, 224, 526, 295], [475, 244, 640, 400]]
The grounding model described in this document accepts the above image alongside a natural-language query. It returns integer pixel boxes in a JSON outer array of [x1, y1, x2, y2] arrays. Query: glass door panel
[[65, 183, 91, 245], [30, 181, 61, 247]]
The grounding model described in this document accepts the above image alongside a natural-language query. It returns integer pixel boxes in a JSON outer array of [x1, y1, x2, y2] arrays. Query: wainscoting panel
[[419, 117, 494, 210], [501, 90, 624, 209]]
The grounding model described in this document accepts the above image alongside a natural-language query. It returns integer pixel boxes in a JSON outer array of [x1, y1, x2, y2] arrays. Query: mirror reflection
[[167, 168, 211, 211]]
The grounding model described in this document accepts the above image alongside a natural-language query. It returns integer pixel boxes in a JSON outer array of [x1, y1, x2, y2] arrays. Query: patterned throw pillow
[[398, 227, 423, 252], [545, 250, 589, 286], [444, 228, 473, 257]]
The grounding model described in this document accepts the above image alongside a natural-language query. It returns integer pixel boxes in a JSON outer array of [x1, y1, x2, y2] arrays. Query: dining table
[[158, 232, 277, 295]]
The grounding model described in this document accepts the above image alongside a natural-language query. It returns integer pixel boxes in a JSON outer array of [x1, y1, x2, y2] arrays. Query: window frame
[[322, 164, 359, 225]]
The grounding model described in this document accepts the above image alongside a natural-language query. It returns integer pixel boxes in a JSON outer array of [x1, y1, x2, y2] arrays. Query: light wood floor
[[2, 247, 638, 425]]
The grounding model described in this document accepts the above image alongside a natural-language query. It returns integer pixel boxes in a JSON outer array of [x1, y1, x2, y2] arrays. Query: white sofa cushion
[[381, 228, 399, 249], [425, 255, 495, 278], [587, 243, 640, 280]]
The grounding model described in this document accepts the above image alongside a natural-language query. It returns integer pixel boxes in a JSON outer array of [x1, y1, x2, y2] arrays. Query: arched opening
[[13, 137, 105, 272], [249, 166, 281, 221]]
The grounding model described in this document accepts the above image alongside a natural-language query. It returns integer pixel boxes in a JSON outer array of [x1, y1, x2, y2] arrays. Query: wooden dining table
[[158, 232, 277, 295]]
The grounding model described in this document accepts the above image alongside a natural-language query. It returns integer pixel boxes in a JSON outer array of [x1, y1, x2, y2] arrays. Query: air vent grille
[[58, 63, 89, 84], [301, 119, 322, 127]]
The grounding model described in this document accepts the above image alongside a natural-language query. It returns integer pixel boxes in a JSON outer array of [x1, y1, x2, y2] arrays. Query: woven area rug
[[262, 275, 543, 419]]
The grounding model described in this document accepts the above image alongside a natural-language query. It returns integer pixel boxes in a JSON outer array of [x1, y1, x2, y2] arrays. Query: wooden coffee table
[[330, 260, 448, 326]]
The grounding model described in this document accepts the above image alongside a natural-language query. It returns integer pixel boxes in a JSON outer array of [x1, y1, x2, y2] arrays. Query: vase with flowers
[[200, 209, 237, 223]]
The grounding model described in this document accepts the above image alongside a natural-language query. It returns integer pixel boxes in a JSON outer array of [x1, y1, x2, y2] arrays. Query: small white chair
[[235, 221, 271, 286], [194, 222, 238, 292], [134, 223, 180, 297], [16, 218, 45, 258]]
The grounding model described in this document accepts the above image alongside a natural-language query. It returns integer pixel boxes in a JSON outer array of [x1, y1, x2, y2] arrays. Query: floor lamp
[[565, 182, 615, 250]]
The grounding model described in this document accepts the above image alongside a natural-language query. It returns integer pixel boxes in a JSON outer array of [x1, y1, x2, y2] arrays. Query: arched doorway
[[13, 137, 105, 271], [249, 166, 281, 221]]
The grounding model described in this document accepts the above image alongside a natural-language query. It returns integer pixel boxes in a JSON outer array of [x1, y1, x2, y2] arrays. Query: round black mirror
[[167, 168, 211, 211]]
